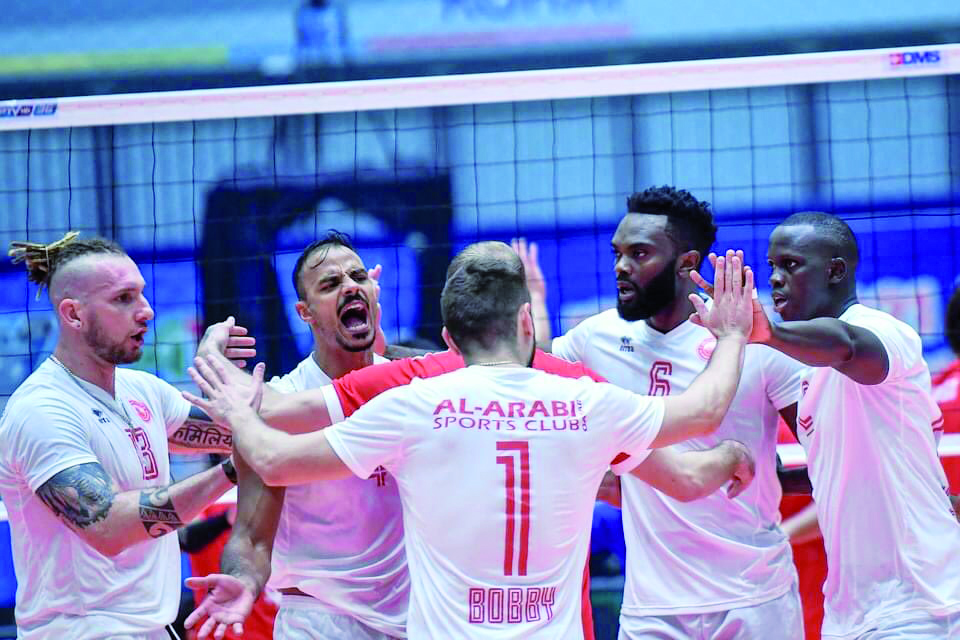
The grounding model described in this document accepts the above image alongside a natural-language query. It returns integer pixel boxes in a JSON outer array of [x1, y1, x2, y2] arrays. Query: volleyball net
[[2, 45, 959, 465]]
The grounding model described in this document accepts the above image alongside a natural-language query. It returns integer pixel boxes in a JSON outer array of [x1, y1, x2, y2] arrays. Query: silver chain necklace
[[49, 355, 136, 430], [473, 360, 521, 367]]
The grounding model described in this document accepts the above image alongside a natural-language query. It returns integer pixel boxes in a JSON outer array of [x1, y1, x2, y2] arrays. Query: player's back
[[325, 365, 663, 638]]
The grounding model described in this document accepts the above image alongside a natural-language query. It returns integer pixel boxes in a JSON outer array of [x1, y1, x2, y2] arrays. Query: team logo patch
[[91, 408, 109, 424], [619, 336, 634, 353], [129, 399, 152, 422], [696, 338, 716, 360]]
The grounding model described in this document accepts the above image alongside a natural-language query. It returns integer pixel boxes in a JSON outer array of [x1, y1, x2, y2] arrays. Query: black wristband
[[221, 457, 238, 484]]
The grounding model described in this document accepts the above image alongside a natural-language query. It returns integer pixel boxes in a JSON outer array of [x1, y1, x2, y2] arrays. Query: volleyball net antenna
[[2, 45, 959, 462]]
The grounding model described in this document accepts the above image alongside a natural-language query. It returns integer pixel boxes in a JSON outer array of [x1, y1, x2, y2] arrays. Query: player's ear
[[294, 300, 312, 324], [518, 302, 534, 338], [57, 298, 83, 330], [441, 327, 462, 355], [827, 257, 848, 284], [676, 250, 701, 278]]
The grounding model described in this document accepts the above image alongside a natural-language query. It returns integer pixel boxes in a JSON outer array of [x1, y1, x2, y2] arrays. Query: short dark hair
[[441, 242, 531, 355], [626, 186, 717, 262], [292, 230, 358, 300], [8, 232, 126, 297], [779, 211, 859, 267], [947, 286, 960, 356]]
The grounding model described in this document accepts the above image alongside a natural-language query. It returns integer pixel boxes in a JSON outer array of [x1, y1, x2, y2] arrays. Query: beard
[[336, 332, 376, 353], [85, 316, 143, 365], [616, 259, 678, 321]]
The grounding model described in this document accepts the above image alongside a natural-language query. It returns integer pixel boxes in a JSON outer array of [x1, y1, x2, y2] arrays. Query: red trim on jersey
[[332, 349, 608, 418], [330, 348, 602, 638]]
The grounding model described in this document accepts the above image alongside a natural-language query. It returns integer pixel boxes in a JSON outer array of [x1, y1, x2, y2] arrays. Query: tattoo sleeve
[[36, 462, 116, 530], [139, 487, 184, 537]]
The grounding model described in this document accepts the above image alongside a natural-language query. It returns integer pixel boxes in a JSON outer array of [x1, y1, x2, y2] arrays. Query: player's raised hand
[[688, 250, 754, 341], [198, 316, 257, 368], [691, 252, 771, 344], [183, 354, 266, 426], [184, 574, 255, 639], [721, 440, 756, 499], [511, 237, 547, 302]]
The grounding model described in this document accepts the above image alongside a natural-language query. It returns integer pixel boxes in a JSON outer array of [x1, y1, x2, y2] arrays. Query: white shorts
[[838, 610, 960, 639], [618, 585, 804, 640], [108, 627, 179, 640], [274, 597, 400, 640], [104, 626, 179, 640]]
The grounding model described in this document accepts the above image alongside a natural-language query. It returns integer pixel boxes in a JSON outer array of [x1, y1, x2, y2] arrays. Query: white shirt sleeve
[[759, 345, 806, 410], [322, 386, 409, 479], [5, 400, 99, 492], [589, 383, 665, 468], [151, 375, 192, 436], [846, 311, 923, 383], [267, 373, 298, 394], [551, 316, 593, 362]]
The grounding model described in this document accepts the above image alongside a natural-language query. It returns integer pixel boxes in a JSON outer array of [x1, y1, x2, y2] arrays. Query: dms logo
[[889, 50, 942, 67]]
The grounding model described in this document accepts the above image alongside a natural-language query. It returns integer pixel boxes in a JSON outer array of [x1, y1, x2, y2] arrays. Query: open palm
[[185, 574, 255, 639]]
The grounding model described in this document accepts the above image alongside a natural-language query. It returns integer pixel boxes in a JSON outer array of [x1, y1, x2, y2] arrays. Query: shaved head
[[778, 212, 859, 268], [49, 254, 127, 306]]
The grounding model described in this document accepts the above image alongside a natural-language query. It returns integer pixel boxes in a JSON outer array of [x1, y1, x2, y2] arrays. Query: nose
[[615, 255, 632, 278], [341, 277, 361, 297], [137, 296, 154, 323], [768, 268, 784, 288]]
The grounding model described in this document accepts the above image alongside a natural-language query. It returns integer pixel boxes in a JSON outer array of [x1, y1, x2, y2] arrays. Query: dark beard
[[85, 317, 142, 365], [336, 332, 376, 353], [616, 259, 677, 321]]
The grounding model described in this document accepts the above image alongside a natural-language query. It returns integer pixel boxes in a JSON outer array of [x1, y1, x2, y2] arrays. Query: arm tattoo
[[36, 462, 116, 530], [170, 407, 233, 451], [139, 487, 184, 538]]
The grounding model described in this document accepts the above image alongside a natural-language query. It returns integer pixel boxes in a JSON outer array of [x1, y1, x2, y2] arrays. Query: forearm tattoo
[[139, 487, 184, 537], [170, 420, 233, 450], [37, 462, 116, 529], [170, 407, 233, 451]]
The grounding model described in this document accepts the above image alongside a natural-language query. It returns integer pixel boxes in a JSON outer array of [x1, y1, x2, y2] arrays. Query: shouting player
[[187, 240, 755, 638], [208, 231, 408, 640]]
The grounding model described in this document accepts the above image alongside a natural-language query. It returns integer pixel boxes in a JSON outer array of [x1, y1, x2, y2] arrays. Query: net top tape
[[1, 43, 958, 131]]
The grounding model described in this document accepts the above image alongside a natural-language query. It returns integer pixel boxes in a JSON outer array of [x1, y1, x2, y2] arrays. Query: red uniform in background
[[781, 358, 959, 640], [186, 504, 278, 640], [934, 360, 960, 488]]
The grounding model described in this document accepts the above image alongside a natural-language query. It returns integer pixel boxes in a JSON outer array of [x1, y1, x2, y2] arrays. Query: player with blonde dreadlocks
[[0, 232, 254, 640]]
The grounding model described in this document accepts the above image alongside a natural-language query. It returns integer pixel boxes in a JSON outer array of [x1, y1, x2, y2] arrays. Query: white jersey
[[0, 358, 190, 639], [797, 304, 960, 637], [267, 354, 408, 638], [553, 309, 803, 615], [324, 366, 664, 639]]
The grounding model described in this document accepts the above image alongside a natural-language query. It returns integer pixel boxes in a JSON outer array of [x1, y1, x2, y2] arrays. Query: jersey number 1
[[496, 441, 530, 576]]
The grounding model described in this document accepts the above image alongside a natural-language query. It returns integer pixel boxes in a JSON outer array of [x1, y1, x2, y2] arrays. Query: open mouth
[[339, 300, 370, 335], [130, 328, 147, 347], [616, 281, 636, 303], [771, 292, 788, 313]]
